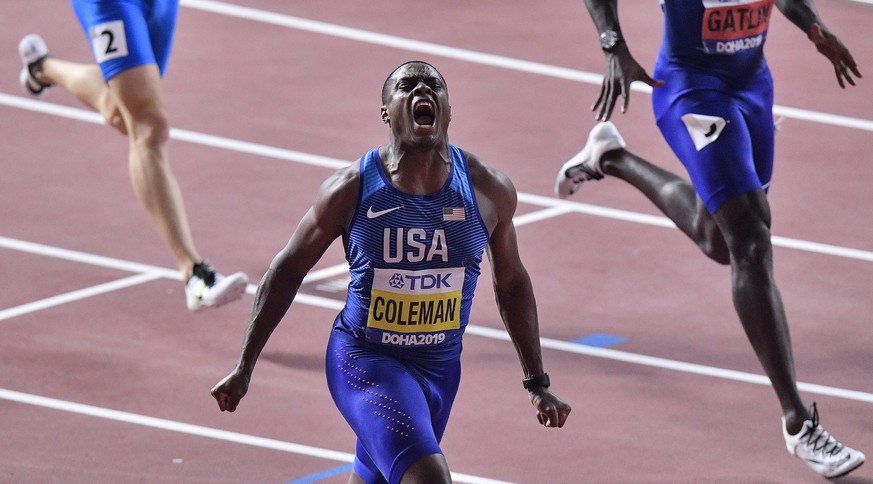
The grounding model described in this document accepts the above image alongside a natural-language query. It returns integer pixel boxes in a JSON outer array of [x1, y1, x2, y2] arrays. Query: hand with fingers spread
[[530, 388, 572, 428], [591, 43, 664, 121], [808, 23, 862, 88]]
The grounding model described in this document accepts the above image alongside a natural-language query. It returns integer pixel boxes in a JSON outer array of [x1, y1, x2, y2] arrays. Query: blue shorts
[[72, 0, 178, 81], [326, 328, 461, 484], [652, 62, 775, 214]]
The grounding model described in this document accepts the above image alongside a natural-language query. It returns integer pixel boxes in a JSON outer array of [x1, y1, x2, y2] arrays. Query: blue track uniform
[[72, 0, 178, 81], [326, 145, 489, 483], [653, 0, 776, 213]]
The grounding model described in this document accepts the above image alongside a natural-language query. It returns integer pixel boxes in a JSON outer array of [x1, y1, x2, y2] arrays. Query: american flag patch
[[442, 207, 465, 221]]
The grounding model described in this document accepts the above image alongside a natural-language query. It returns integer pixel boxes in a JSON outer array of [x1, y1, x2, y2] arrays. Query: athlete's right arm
[[775, 0, 861, 88], [583, 0, 663, 121], [211, 163, 360, 412]]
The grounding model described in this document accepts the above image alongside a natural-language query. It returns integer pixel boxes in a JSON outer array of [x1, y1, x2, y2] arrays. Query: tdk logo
[[389, 272, 452, 290], [389, 273, 405, 289]]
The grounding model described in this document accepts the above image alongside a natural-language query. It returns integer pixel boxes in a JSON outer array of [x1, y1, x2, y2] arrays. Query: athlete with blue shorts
[[554, 0, 863, 478], [18, 0, 248, 310], [212, 61, 572, 483]]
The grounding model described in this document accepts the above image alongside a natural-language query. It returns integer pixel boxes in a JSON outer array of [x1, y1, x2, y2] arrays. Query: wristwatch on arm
[[599, 29, 625, 52], [522, 373, 551, 390]]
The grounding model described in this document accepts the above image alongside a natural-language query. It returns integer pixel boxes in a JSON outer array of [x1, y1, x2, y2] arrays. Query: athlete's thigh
[[326, 330, 460, 483], [71, 0, 176, 80], [655, 90, 761, 214]]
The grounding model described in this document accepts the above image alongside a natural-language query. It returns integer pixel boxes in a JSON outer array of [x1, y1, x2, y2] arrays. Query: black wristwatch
[[599, 30, 624, 53], [522, 373, 551, 390]]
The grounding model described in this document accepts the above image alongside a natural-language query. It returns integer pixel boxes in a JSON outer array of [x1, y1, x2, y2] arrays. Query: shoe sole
[[554, 122, 625, 199], [193, 273, 249, 311], [210, 276, 248, 308], [825, 458, 864, 479], [19, 68, 47, 97]]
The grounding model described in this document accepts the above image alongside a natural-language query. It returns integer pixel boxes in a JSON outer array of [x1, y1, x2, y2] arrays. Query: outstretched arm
[[210, 165, 358, 412], [776, 0, 861, 88], [584, 0, 663, 120], [475, 156, 571, 428]]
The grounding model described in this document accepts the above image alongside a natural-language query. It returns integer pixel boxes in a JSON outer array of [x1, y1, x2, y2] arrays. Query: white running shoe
[[554, 121, 626, 199], [185, 261, 249, 311], [18, 34, 52, 96], [783, 403, 865, 478]]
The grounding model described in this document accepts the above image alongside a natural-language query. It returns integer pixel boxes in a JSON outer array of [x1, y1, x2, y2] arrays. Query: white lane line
[[180, 0, 602, 84], [0, 272, 165, 322], [3, 95, 871, 263], [0, 236, 180, 277], [178, 0, 873, 132], [2, 235, 870, 404], [0, 388, 513, 484], [466, 325, 873, 403]]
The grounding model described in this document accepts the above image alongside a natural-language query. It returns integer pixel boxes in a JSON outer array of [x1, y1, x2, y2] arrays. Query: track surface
[[1, 1, 872, 483]]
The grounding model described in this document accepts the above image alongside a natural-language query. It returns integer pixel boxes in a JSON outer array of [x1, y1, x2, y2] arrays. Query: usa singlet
[[653, 0, 777, 213], [326, 145, 490, 483], [334, 145, 489, 360]]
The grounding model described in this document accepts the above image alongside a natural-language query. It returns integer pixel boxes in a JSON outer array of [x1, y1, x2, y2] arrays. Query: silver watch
[[599, 30, 624, 52]]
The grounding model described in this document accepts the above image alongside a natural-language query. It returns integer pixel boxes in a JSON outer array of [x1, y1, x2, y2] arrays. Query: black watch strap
[[599, 30, 625, 52], [522, 372, 551, 390]]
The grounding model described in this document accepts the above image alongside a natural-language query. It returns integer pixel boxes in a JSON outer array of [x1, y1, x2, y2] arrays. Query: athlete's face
[[381, 63, 451, 146]]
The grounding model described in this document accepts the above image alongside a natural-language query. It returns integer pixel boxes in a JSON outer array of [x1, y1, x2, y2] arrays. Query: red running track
[[1, 1, 872, 482]]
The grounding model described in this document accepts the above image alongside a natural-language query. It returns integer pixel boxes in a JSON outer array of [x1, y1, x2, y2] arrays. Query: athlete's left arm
[[776, 0, 861, 88], [470, 153, 572, 428]]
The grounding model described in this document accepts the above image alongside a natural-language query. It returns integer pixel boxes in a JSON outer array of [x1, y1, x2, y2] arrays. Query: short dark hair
[[381, 60, 444, 104]]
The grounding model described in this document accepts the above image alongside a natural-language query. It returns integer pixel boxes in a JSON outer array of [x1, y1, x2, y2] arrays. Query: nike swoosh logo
[[704, 123, 717, 137], [367, 206, 402, 219]]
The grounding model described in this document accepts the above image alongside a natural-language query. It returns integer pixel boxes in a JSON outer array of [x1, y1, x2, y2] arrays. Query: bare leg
[[35, 58, 200, 276], [601, 148, 729, 264], [600, 148, 808, 431], [714, 192, 808, 432], [107, 65, 201, 279], [36, 58, 126, 134], [25, 39, 246, 309]]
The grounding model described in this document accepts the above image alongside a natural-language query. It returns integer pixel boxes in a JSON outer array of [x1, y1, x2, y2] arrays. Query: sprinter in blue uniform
[[212, 61, 571, 484], [554, 0, 862, 478], [17, 0, 248, 310]]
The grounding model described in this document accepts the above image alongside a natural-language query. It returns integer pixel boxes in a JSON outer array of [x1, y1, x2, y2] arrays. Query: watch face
[[600, 30, 620, 50]]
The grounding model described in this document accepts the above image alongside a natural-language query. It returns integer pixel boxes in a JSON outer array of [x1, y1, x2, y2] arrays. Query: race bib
[[701, 0, 774, 54], [90, 20, 129, 63], [366, 267, 464, 347]]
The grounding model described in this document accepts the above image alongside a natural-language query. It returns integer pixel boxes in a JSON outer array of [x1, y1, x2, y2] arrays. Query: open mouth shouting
[[412, 99, 435, 128]]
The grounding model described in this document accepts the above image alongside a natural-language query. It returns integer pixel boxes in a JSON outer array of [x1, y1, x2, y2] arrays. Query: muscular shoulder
[[463, 150, 517, 231], [312, 161, 361, 231]]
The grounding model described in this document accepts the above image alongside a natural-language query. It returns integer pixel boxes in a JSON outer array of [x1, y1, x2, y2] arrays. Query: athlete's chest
[[353, 194, 483, 266]]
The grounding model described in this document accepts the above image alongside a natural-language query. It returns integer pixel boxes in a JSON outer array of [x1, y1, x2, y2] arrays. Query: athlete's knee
[[713, 191, 773, 267], [696, 217, 730, 265], [400, 454, 450, 484], [699, 239, 730, 265], [725, 222, 772, 270], [681, 193, 729, 264], [128, 107, 170, 148]]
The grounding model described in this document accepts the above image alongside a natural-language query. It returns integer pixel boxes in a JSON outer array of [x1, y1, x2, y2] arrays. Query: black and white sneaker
[[185, 261, 248, 311], [554, 121, 625, 199], [783, 403, 865, 478], [18, 34, 52, 96]]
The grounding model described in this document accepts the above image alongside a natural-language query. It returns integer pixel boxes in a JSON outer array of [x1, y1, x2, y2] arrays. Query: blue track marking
[[284, 464, 354, 484], [572, 333, 627, 348]]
